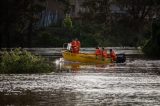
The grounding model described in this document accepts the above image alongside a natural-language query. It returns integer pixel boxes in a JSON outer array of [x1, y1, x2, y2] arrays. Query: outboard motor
[[116, 53, 126, 63]]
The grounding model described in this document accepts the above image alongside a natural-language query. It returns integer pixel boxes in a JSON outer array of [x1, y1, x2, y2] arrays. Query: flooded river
[[0, 48, 160, 106]]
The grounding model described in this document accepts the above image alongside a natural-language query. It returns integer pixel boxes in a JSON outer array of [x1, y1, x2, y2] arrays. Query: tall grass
[[0, 48, 53, 74]]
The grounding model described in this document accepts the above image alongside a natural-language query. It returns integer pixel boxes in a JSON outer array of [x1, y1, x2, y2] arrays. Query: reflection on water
[[54, 58, 123, 72], [54, 58, 160, 74], [0, 55, 160, 105]]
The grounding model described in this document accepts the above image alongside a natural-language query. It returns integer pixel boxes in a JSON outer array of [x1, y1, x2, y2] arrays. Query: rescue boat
[[62, 50, 114, 64]]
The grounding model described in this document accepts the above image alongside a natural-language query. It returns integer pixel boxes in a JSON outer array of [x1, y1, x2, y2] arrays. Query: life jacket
[[76, 40, 81, 48], [76, 40, 81, 53], [71, 40, 76, 47], [110, 51, 117, 61], [71, 40, 77, 53], [95, 49, 101, 55], [102, 50, 108, 58]]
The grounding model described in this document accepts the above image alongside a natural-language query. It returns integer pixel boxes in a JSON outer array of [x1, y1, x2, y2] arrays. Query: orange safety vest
[[76, 40, 81, 53], [102, 50, 108, 58], [76, 40, 80, 47], [71, 40, 76, 47], [71, 40, 77, 53], [110, 51, 117, 61], [95, 49, 101, 55]]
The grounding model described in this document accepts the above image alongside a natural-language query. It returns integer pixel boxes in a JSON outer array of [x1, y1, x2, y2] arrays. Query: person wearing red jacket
[[71, 39, 77, 53], [75, 38, 81, 53], [101, 47, 108, 61], [109, 49, 117, 61], [95, 47, 101, 59]]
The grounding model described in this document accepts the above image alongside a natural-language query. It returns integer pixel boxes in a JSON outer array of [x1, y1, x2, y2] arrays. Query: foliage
[[63, 15, 73, 30], [82, 0, 111, 25], [0, 48, 53, 74], [113, 0, 160, 31], [57, 0, 70, 13], [142, 18, 160, 58], [38, 23, 70, 45], [1, 0, 160, 48], [80, 0, 160, 47], [0, 0, 46, 48], [34, 22, 100, 47]]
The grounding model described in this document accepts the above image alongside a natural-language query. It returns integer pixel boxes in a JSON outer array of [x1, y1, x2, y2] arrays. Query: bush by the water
[[142, 19, 160, 58], [0, 48, 53, 74]]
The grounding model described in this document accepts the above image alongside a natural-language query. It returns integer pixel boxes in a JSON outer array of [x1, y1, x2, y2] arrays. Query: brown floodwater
[[0, 48, 160, 106]]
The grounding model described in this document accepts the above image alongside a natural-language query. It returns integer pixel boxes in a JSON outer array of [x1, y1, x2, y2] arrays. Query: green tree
[[143, 18, 160, 58], [0, 0, 46, 48], [81, 0, 160, 46], [82, 0, 111, 25], [113, 0, 160, 31], [63, 14, 73, 30]]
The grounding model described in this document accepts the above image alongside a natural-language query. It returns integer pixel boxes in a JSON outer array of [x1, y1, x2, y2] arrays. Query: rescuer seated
[[109, 49, 117, 61], [75, 38, 81, 53], [101, 47, 108, 61], [71, 38, 81, 53], [71, 39, 77, 53], [95, 47, 101, 59]]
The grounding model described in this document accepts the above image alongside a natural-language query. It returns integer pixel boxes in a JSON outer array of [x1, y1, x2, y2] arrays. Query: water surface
[[0, 48, 160, 106]]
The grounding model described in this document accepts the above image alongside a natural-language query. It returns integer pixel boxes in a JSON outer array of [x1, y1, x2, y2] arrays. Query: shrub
[[0, 48, 53, 74], [142, 18, 160, 58], [63, 15, 73, 30]]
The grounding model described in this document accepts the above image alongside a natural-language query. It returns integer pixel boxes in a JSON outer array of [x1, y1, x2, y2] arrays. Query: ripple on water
[[0, 58, 160, 105]]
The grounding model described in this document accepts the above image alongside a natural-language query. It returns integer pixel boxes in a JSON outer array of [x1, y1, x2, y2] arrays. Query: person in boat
[[101, 47, 108, 61], [109, 49, 117, 61], [95, 47, 101, 59], [71, 39, 77, 53], [75, 38, 81, 53]]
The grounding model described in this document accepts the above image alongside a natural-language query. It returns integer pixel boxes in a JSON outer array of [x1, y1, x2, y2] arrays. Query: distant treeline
[[0, 0, 160, 51]]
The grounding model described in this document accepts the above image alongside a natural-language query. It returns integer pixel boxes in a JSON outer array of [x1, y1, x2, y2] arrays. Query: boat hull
[[62, 51, 112, 64]]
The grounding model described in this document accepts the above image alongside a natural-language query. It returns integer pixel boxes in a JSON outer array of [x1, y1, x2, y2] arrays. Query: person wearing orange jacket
[[101, 47, 108, 61], [71, 39, 77, 53], [75, 38, 81, 53], [95, 47, 101, 59], [109, 49, 117, 61]]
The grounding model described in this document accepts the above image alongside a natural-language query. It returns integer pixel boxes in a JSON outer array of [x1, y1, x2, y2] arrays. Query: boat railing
[[63, 43, 68, 50]]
